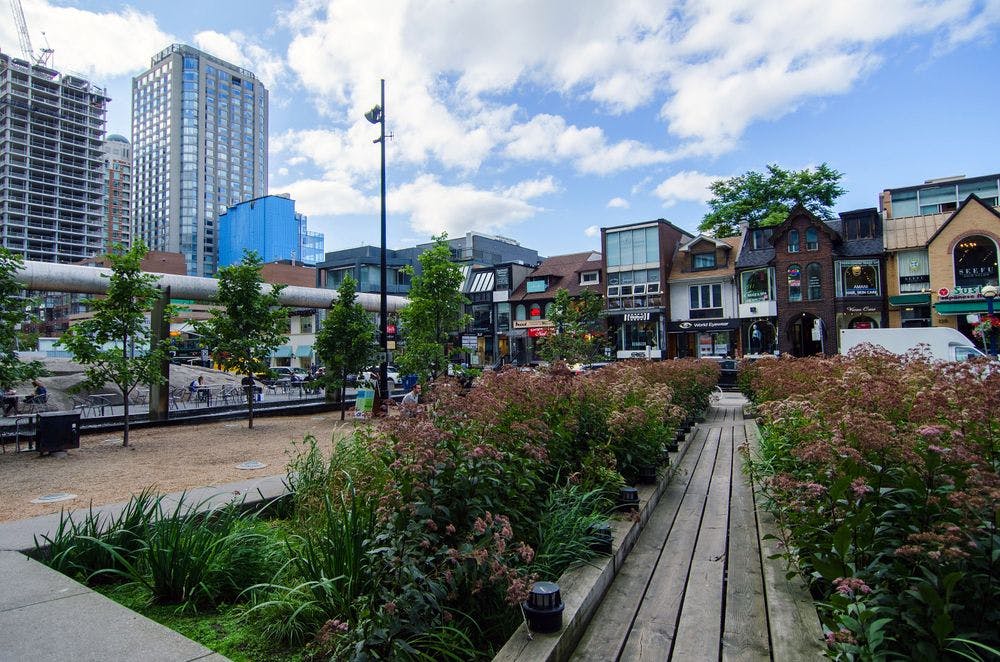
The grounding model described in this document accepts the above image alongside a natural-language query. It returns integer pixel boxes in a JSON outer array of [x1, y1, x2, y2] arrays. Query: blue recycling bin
[[402, 374, 418, 392]]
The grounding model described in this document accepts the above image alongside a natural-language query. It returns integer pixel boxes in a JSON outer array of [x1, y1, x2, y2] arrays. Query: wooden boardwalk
[[570, 392, 825, 661]]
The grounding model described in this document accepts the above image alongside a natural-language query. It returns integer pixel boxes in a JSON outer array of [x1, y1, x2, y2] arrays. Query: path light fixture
[[522, 581, 565, 633], [981, 284, 998, 357], [618, 485, 639, 510], [365, 80, 389, 402]]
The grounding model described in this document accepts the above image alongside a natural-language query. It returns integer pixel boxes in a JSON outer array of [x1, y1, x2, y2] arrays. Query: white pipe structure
[[15, 260, 409, 312]]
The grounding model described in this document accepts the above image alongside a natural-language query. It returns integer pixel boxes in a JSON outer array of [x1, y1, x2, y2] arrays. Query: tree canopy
[[194, 250, 289, 429], [396, 234, 469, 383], [57, 242, 172, 447], [536, 288, 608, 365], [698, 163, 846, 237], [0, 248, 46, 389], [314, 274, 376, 418]]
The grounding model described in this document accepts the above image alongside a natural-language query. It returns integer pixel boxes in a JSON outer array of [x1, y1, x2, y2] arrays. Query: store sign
[[623, 312, 650, 321], [938, 286, 983, 301], [844, 305, 879, 313], [528, 327, 551, 337], [900, 275, 929, 285], [668, 319, 738, 332], [513, 320, 553, 329], [617, 349, 663, 359]]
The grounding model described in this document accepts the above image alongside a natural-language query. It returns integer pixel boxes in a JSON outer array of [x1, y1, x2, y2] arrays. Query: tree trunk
[[246, 375, 255, 429], [340, 369, 346, 421], [122, 392, 130, 447]]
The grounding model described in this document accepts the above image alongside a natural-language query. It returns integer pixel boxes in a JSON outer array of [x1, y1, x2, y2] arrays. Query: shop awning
[[272, 345, 293, 358], [888, 293, 931, 307], [295, 345, 313, 357], [933, 301, 990, 315]]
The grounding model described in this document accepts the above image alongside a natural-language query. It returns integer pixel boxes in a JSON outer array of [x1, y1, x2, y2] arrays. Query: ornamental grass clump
[[744, 350, 1000, 660]]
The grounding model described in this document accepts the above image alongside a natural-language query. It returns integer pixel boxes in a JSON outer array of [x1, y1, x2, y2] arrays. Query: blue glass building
[[218, 194, 324, 267]]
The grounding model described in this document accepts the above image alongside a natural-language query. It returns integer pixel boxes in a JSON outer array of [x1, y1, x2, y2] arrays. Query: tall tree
[[57, 242, 172, 447], [536, 288, 608, 365], [314, 274, 377, 420], [396, 234, 469, 383], [195, 251, 289, 429], [0, 248, 47, 390], [698, 163, 846, 237]]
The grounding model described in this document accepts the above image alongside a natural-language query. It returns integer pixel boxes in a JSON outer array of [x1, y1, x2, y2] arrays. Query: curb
[[493, 427, 697, 662]]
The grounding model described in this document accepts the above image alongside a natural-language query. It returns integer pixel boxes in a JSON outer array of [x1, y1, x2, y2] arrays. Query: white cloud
[[392, 175, 550, 237], [607, 197, 630, 209], [584, 225, 601, 237], [653, 171, 719, 207], [193, 30, 287, 88], [2, 0, 174, 79], [282, 0, 999, 166], [504, 114, 672, 174]]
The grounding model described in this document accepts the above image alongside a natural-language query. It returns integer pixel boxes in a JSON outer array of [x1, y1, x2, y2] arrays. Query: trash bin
[[36, 411, 81, 454], [402, 374, 418, 392]]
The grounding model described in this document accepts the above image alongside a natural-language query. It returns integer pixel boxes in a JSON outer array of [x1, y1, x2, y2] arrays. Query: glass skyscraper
[[132, 44, 268, 276]]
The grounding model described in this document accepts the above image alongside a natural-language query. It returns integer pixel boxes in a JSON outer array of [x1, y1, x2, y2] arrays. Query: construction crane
[[8, 0, 53, 66]]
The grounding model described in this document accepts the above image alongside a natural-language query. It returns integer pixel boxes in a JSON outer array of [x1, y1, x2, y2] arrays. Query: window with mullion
[[689, 283, 723, 319]]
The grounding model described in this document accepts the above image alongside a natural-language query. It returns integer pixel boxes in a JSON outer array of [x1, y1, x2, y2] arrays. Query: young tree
[[698, 163, 846, 237], [314, 274, 377, 420], [536, 288, 608, 365], [195, 251, 289, 429], [0, 248, 47, 390], [57, 243, 172, 447], [396, 234, 470, 383]]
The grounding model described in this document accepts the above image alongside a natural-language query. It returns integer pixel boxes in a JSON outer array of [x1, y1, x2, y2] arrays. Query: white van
[[839, 327, 986, 362]]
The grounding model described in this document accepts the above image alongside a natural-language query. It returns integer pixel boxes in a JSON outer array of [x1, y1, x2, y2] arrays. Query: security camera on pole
[[365, 80, 389, 409]]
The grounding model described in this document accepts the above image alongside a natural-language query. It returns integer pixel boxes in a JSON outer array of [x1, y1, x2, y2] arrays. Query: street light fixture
[[365, 79, 389, 404], [981, 284, 998, 357]]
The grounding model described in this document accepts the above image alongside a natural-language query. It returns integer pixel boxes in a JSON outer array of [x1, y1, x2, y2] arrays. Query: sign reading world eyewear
[[667, 319, 739, 332]]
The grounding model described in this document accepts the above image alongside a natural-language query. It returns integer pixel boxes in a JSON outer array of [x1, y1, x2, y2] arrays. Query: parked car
[[269, 366, 310, 382], [347, 365, 401, 392]]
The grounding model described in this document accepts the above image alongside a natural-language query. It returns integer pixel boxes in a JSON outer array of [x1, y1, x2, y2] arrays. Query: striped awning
[[469, 271, 495, 293]]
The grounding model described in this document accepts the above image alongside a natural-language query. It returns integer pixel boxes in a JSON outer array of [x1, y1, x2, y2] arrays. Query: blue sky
[[5, 0, 1000, 257]]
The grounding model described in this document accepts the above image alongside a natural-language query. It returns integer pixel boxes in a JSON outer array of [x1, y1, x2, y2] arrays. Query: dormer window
[[526, 278, 547, 293], [693, 252, 716, 269], [580, 271, 600, 285]]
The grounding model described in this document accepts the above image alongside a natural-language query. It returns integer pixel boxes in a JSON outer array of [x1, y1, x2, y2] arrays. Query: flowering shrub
[[972, 314, 1000, 350], [744, 350, 1000, 660], [281, 359, 717, 658]]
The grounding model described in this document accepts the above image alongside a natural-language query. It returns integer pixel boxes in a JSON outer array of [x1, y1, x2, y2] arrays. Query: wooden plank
[[746, 422, 826, 661], [669, 424, 734, 661], [615, 427, 722, 661], [570, 427, 711, 662], [722, 423, 770, 662]]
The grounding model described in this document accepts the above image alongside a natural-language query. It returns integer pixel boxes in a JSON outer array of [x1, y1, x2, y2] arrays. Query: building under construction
[[0, 50, 110, 263]]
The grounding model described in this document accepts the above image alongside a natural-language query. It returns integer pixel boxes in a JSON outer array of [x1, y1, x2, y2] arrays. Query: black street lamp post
[[982, 284, 998, 357], [365, 80, 389, 403]]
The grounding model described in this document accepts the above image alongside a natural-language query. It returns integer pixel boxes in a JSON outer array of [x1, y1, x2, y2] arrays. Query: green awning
[[295, 345, 313, 357], [888, 293, 931, 306], [933, 301, 990, 315], [272, 345, 293, 358]]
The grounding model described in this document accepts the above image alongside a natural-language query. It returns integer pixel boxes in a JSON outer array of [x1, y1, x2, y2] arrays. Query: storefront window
[[953, 235, 998, 289], [746, 321, 777, 355], [787, 265, 802, 302], [741, 268, 772, 302], [837, 260, 880, 296], [529, 303, 542, 320], [622, 321, 659, 351], [806, 263, 822, 300], [697, 332, 728, 357]]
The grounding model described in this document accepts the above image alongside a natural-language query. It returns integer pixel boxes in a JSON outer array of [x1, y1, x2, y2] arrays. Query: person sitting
[[3, 386, 18, 416], [241, 375, 262, 402], [24, 380, 47, 405], [189, 376, 207, 401], [401, 383, 422, 417]]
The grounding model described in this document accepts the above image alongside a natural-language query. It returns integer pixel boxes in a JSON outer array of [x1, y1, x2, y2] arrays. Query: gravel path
[[0, 412, 360, 522]]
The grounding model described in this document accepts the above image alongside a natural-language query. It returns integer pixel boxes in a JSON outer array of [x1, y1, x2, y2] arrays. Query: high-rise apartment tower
[[0, 51, 109, 263], [132, 44, 268, 276], [103, 134, 131, 249]]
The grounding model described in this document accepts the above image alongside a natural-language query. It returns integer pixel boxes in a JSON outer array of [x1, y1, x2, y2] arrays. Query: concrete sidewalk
[[0, 474, 289, 662]]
